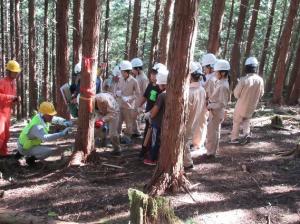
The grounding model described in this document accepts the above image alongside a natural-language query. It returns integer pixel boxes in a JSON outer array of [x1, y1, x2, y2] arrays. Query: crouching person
[[17, 102, 72, 166], [95, 92, 121, 156]]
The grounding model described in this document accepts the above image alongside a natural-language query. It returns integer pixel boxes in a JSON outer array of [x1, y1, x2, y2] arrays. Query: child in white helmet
[[230, 57, 264, 145], [200, 59, 230, 161]]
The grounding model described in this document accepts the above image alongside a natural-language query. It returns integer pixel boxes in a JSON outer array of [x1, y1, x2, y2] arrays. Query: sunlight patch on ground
[[261, 184, 300, 195], [171, 192, 228, 206], [193, 209, 255, 224]]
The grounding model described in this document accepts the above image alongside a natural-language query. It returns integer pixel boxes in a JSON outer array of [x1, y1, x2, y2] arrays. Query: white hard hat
[[152, 63, 167, 71], [74, 63, 81, 74], [131, 58, 143, 68], [201, 53, 217, 67], [214, 59, 230, 71], [156, 68, 169, 85], [190, 62, 202, 74], [245, 57, 259, 67], [112, 66, 121, 77], [119, 60, 132, 71]]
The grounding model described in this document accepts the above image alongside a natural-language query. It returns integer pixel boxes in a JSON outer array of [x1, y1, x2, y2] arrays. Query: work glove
[[143, 111, 151, 121], [63, 120, 73, 127], [116, 90, 122, 97], [61, 127, 71, 137], [95, 119, 104, 128]]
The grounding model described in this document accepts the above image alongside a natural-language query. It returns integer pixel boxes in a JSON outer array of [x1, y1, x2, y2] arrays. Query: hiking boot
[[228, 139, 240, 144], [26, 156, 37, 167], [184, 164, 194, 171], [143, 159, 157, 166], [240, 136, 251, 145]]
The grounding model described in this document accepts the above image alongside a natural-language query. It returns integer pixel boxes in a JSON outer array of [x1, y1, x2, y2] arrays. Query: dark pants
[[150, 124, 161, 161]]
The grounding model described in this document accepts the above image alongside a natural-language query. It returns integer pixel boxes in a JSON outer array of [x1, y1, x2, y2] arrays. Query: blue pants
[[150, 124, 161, 161]]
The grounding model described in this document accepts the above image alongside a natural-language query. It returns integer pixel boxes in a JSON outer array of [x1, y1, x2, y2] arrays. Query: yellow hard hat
[[38, 102, 57, 116], [6, 60, 21, 73]]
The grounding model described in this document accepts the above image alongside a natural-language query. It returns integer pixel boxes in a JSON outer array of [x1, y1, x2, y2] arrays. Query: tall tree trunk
[[73, 0, 101, 161], [141, 0, 150, 59], [244, 0, 261, 58], [258, 0, 276, 76], [287, 34, 300, 104], [207, 0, 226, 55], [223, 0, 234, 58], [56, 0, 69, 118], [15, 0, 21, 119], [51, 7, 56, 104], [272, 0, 300, 104], [146, 0, 199, 196], [1, 0, 6, 75], [158, 0, 174, 65], [265, 0, 287, 92], [28, 0, 37, 115], [124, 0, 132, 59], [20, 0, 25, 117], [9, 0, 14, 59], [103, 0, 110, 77], [4, 0, 9, 61], [73, 0, 82, 71], [230, 0, 249, 88], [42, 0, 49, 101], [128, 0, 141, 59], [147, 0, 161, 73]]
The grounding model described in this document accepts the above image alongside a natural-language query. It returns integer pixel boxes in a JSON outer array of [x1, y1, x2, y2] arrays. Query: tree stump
[[128, 189, 182, 224]]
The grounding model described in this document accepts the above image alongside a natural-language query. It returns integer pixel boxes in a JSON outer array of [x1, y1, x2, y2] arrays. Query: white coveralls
[[231, 73, 264, 140], [133, 71, 149, 135], [17, 115, 69, 159], [206, 79, 230, 156], [184, 82, 206, 167], [115, 75, 140, 137], [95, 93, 121, 151], [193, 72, 217, 148]]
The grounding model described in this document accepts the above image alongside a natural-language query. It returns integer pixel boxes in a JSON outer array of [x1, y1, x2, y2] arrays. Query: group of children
[[0, 53, 264, 169]]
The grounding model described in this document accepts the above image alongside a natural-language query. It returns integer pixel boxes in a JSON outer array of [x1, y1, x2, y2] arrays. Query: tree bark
[[147, 0, 161, 74], [42, 0, 49, 101], [19, 0, 25, 117], [9, 0, 14, 59], [124, 0, 132, 59], [51, 2, 56, 103], [244, 0, 260, 58], [73, 0, 101, 160], [141, 0, 150, 59], [230, 0, 249, 89], [103, 0, 110, 77], [272, 0, 300, 104], [146, 0, 199, 196], [129, 0, 141, 59], [207, 0, 226, 55], [222, 0, 234, 58], [56, 0, 70, 118], [73, 0, 82, 75], [28, 0, 37, 115], [15, 0, 21, 119], [158, 0, 174, 65], [1, 0, 6, 76], [258, 0, 276, 76], [265, 0, 287, 92]]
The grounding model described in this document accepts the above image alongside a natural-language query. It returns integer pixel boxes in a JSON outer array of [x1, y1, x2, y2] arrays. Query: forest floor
[[0, 98, 300, 224]]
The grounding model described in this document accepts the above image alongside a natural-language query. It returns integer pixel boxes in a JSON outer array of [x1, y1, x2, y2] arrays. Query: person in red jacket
[[0, 60, 21, 157]]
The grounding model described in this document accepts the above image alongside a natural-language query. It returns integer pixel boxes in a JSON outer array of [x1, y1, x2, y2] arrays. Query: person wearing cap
[[102, 65, 121, 94], [143, 67, 169, 166], [131, 58, 149, 138], [194, 54, 218, 151], [138, 63, 165, 159], [115, 60, 140, 142], [0, 60, 21, 157], [200, 59, 230, 161], [16, 102, 72, 166], [230, 57, 264, 145], [184, 62, 206, 170], [94, 92, 121, 155]]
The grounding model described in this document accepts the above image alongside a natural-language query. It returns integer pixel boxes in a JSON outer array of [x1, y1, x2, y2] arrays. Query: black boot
[[26, 156, 37, 167], [14, 151, 23, 160]]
